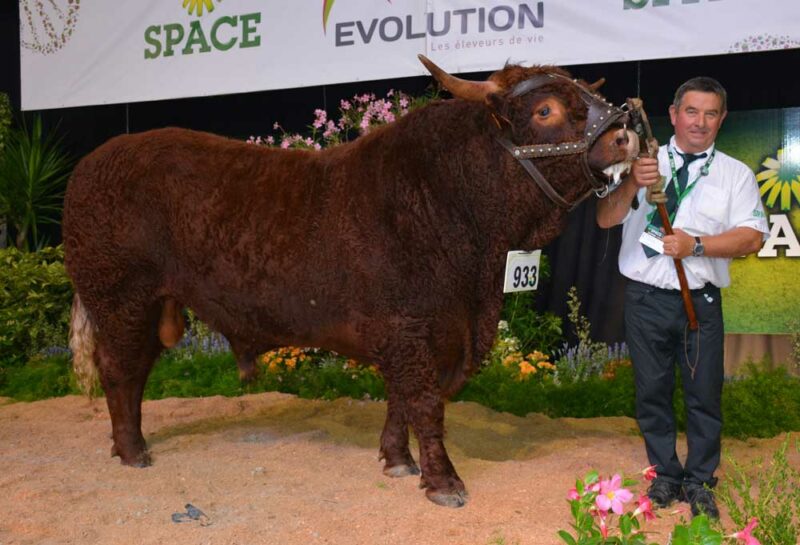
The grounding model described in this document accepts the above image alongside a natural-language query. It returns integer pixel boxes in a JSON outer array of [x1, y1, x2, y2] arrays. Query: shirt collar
[[669, 136, 715, 159]]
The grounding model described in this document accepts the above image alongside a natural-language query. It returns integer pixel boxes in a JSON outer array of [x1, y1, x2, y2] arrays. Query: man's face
[[668, 90, 727, 153]]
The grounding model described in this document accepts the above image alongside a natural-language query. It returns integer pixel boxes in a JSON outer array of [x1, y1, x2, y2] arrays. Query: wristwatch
[[692, 236, 705, 257]]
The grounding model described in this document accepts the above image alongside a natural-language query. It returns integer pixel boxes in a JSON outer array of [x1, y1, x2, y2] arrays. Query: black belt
[[628, 279, 718, 295]]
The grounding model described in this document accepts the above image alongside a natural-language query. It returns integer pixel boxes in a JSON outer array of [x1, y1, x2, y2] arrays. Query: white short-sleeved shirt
[[619, 136, 769, 289]]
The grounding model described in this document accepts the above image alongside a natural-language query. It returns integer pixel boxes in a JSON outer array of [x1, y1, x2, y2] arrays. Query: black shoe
[[646, 478, 682, 508], [684, 484, 720, 520]]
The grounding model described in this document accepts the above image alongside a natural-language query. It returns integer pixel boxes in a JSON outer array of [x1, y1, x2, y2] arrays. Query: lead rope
[[684, 321, 701, 380]]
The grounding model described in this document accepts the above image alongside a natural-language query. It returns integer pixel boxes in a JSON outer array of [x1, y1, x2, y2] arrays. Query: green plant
[[0, 245, 73, 367], [559, 469, 660, 545], [669, 515, 723, 545], [717, 435, 800, 545], [787, 317, 800, 373], [554, 286, 627, 384], [170, 308, 230, 358], [0, 354, 79, 400], [559, 468, 774, 545], [500, 291, 562, 356], [721, 363, 800, 439], [0, 115, 74, 250]]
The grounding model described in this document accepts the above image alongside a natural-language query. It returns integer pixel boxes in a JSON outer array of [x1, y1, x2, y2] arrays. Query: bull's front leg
[[379, 387, 420, 478], [381, 360, 467, 508], [407, 385, 467, 508]]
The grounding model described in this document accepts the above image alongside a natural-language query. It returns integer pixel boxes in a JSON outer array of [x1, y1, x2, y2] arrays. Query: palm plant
[[0, 115, 73, 250]]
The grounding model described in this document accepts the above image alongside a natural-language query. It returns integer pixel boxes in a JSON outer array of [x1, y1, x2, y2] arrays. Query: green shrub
[[455, 362, 637, 419], [0, 354, 79, 400], [145, 351, 243, 399], [0, 245, 73, 366], [721, 363, 800, 439]]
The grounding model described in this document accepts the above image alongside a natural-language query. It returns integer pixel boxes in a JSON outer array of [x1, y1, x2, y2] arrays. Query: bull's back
[[63, 127, 327, 311]]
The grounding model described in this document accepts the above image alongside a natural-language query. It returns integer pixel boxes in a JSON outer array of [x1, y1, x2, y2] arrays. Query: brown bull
[[63, 56, 638, 507]]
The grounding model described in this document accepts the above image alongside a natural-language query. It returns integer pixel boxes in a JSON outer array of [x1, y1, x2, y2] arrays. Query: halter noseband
[[496, 73, 628, 211]]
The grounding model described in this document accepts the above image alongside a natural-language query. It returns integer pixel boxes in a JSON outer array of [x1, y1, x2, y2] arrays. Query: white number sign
[[503, 250, 541, 293]]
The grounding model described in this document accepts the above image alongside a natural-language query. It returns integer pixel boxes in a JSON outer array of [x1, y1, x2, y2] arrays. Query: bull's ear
[[418, 54, 500, 102], [588, 78, 606, 92], [485, 93, 511, 129]]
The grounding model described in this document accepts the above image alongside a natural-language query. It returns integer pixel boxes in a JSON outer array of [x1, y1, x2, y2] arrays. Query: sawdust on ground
[[0, 393, 795, 545]]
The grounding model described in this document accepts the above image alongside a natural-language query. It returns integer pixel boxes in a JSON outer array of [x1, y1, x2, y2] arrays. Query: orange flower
[[518, 361, 537, 377]]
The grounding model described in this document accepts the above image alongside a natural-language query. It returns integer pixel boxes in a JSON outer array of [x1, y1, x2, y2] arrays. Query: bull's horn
[[588, 77, 606, 92], [418, 54, 500, 101]]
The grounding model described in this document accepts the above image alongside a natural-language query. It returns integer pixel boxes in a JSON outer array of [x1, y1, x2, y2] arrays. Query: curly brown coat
[[62, 59, 636, 508]]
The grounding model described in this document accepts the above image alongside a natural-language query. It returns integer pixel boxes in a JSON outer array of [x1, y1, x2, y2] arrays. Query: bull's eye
[[538, 106, 551, 117]]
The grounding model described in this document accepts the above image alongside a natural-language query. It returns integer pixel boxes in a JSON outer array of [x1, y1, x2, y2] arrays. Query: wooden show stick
[[627, 98, 699, 331]]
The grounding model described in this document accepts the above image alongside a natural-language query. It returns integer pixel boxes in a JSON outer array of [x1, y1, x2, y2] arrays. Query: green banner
[[653, 108, 800, 334]]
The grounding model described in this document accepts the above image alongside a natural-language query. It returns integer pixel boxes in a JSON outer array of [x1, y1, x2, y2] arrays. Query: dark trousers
[[624, 280, 724, 487]]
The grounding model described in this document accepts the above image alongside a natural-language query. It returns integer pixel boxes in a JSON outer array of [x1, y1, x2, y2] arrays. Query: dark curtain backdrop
[[2, 2, 799, 344]]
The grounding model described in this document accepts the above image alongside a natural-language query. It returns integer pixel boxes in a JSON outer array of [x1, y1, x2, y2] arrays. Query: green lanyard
[[647, 147, 716, 224]]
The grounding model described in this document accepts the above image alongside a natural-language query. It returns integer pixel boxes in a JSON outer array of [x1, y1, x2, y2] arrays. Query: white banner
[[19, 0, 800, 110]]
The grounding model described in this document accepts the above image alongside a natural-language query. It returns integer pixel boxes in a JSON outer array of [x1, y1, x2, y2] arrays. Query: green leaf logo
[[323, 0, 336, 34]]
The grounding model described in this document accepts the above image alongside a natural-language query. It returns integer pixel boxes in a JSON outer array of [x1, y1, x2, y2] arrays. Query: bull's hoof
[[425, 488, 469, 508], [111, 444, 152, 467], [383, 463, 421, 478]]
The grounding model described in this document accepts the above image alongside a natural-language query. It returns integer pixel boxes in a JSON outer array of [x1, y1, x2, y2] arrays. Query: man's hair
[[673, 77, 727, 113]]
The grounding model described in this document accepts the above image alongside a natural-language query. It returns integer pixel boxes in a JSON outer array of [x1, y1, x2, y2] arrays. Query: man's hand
[[631, 156, 667, 205], [662, 229, 694, 259], [630, 157, 661, 188]]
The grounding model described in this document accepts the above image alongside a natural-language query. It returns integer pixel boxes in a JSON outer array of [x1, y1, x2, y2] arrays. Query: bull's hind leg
[[93, 296, 164, 467], [380, 389, 420, 478]]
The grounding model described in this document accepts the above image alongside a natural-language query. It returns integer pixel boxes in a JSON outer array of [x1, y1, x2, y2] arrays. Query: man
[[596, 77, 768, 518]]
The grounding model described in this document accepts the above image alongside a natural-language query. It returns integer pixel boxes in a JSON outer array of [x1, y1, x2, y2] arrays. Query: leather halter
[[496, 73, 628, 211]]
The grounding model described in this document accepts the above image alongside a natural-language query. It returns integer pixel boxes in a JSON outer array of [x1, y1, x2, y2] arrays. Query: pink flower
[[340, 100, 351, 111], [642, 465, 657, 482], [359, 112, 372, 133], [567, 487, 580, 501], [595, 474, 633, 515], [633, 494, 656, 521], [729, 518, 761, 545], [313, 109, 327, 129]]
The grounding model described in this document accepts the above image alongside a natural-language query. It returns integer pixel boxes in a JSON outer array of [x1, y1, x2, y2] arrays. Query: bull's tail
[[70, 293, 98, 397]]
